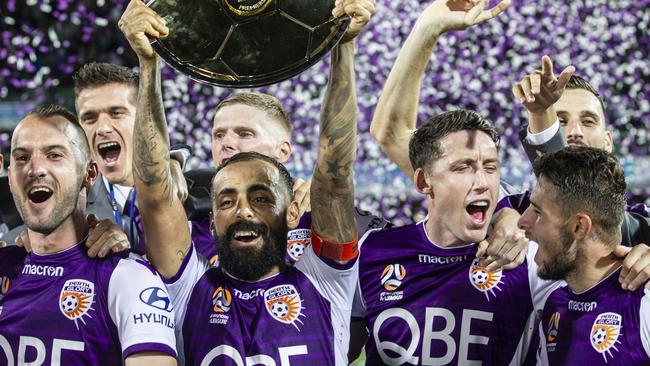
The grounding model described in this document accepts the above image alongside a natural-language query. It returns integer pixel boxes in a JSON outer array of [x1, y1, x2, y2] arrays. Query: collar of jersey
[[28, 237, 89, 264]]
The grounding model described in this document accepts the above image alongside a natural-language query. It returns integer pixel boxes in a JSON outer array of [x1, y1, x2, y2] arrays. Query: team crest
[[590, 312, 623, 362], [59, 279, 95, 329], [264, 284, 305, 331], [469, 258, 503, 301], [287, 229, 310, 261]]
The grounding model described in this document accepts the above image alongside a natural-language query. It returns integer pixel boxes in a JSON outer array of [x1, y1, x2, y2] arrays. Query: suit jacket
[[518, 124, 568, 166]]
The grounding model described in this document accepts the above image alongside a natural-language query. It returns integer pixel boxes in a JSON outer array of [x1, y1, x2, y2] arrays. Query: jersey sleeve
[[164, 243, 210, 333], [295, 243, 359, 311], [107, 256, 177, 359], [641, 288, 650, 358], [526, 241, 565, 311]]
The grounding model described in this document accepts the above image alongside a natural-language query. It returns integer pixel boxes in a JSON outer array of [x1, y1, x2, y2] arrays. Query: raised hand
[[419, 0, 511, 36], [333, 0, 376, 43], [512, 55, 575, 114], [118, 0, 169, 59]]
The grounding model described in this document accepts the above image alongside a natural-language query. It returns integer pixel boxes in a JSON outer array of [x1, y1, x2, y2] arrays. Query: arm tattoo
[[133, 60, 174, 202], [311, 43, 358, 243]]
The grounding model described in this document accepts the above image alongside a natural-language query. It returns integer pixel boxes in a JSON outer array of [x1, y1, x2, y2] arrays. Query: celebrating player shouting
[[0, 105, 177, 365], [119, 0, 372, 364]]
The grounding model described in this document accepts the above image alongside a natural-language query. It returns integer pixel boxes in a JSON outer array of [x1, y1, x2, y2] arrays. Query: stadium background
[[0, 0, 648, 225]]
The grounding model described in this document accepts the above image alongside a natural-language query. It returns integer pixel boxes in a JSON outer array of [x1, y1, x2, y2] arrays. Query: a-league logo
[[264, 284, 305, 331], [380, 264, 406, 291], [59, 279, 95, 330], [212, 287, 232, 313], [590, 312, 623, 363]]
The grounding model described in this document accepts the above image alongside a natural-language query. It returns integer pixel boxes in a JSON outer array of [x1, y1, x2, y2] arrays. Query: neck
[[565, 240, 622, 294], [425, 214, 467, 248], [29, 210, 89, 255]]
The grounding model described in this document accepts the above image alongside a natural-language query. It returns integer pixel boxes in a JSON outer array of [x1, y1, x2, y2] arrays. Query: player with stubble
[[518, 147, 650, 364], [0, 105, 176, 365]]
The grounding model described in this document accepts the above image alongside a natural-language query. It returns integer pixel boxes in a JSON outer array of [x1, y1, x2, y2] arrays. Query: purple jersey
[[166, 240, 358, 366], [539, 267, 650, 365], [356, 222, 558, 365], [0, 243, 176, 365]]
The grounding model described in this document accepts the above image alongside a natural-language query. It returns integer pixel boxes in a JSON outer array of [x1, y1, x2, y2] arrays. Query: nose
[[220, 131, 238, 153], [517, 206, 533, 231], [473, 169, 489, 193], [28, 154, 47, 179], [236, 198, 254, 221], [565, 120, 583, 141], [96, 113, 114, 136]]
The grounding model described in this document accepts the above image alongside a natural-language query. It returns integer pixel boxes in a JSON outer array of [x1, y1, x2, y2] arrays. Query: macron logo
[[22, 264, 64, 277]]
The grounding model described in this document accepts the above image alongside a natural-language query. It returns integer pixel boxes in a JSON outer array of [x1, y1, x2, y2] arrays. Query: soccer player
[[509, 56, 650, 245], [1, 62, 189, 254], [120, 0, 365, 364], [518, 146, 650, 364], [0, 104, 177, 365]]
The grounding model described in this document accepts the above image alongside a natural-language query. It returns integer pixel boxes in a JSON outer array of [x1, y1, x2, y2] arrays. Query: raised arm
[[310, 0, 375, 257], [370, 0, 510, 180], [119, 0, 190, 278]]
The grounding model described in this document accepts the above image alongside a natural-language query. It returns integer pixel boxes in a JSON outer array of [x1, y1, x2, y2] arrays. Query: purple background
[[1, 0, 648, 224]]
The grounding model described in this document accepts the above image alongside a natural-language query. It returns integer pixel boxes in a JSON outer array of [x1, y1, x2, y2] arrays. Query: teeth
[[234, 230, 258, 238], [470, 200, 489, 207], [98, 142, 119, 150], [29, 187, 52, 194]]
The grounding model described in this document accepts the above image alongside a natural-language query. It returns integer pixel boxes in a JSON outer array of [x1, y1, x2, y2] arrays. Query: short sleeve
[[107, 257, 177, 359]]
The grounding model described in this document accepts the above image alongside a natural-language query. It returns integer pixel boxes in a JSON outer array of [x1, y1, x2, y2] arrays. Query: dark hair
[[408, 109, 500, 171], [213, 151, 294, 200], [73, 62, 138, 102], [24, 104, 91, 167], [566, 75, 606, 117], [215, 92, 292, 134], [533, 146, 626, 244]]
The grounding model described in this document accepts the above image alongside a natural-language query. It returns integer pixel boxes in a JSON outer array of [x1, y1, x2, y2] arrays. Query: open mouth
[[97, 141, 121, 165], [28, 186, 53, 204], [466, 200, 489, 224], [232, 230, 261, 243]]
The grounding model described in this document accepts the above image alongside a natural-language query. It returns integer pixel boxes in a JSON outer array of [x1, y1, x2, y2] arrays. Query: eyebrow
[[12, 144, 68, 154], [216, 183, 273, 197]]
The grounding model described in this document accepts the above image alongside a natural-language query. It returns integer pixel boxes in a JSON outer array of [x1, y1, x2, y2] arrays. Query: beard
[[14, 176, 81, 235], [215, 219, 287, 282], [538, 223, 579, 281]]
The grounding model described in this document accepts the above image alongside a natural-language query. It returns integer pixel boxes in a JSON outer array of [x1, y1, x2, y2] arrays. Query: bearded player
[[120, 0, 368, 364], [519, 147, 650, 365]]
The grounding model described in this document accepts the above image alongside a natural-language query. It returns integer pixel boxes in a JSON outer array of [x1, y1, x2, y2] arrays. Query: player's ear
[[573, 213, 592, 240], [82, 161, 99, 189], [209, 211, 216, 236], [286, 199, 300, 229], [603, 130, 614, 153], [276, 140, 292, 164], [414, 167, 433, 197]]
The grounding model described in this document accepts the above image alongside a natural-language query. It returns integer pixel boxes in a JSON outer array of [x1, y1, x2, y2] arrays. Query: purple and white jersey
[[167, 240, 358, 366], [356, 221, 559, 365], [0, 242, 176, 365], [539, 267, 650, 365]]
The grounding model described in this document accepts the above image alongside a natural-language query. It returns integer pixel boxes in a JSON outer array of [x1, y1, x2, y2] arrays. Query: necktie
[[123, 194, 146, 255]]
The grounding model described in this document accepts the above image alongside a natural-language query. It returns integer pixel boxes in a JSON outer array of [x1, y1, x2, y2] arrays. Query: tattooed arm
[[310, 0, 375, 261], [119, 0, 191, 279]]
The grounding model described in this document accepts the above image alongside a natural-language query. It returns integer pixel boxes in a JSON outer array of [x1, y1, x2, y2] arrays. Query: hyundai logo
[[139, 287, 173, 312]]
